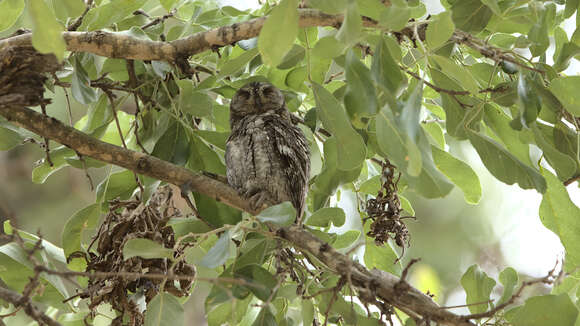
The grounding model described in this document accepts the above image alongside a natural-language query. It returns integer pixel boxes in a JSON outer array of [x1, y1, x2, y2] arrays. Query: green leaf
[[376, 103, 422, 176], [400, 195, 415, 216], [480, 0, 501, 16], [426, 11, 455, 49], [307, 0, 346, 14], [432, 146, 482, 204], [144, 293, 184, 326], [467, 131, 546, 193], [306, 207, 346, 227], [371, 37, 406, 95], [312, 83, 366, 171], [379, 2, 411, 31], [333, 230, 361, 249], [0, 0, 24, 32], [344, 50, 377, 128], [359, 175, 381, 195], [235, 264, 278, 301], [483, 103, 531, 166], [71, 57, 98, 105], [461, 264, 496, 314], [506, 294, 578, 326], [450, 0, 493, 34], [151, 121, 190, 166], [512, 73, 541, 129], [364, 241, 402, 276], [258, 0, 299, 66], [277, 44, 305, 69], [177, 81, 213, 117], [32, 146, 75, 184], [200, 231, 232, 268], [96, 169, 138, 203], [217, 48, 259, 79], [256, 202, 296, 226], [539, 170, 580, 272], [336, 0, 362, 46], [549, 76, 580, 116], [0, 126, 24, 150], [252, 307, 277, 326], [160, 0, 178, 11], [498, 267, 518, 305], [28, 0, 66, 61], [429, 68, 468, 139], [422, 123, 445, 149], [84, 0, 149, 30], [311, 36, 346, 58], [123, 239, 174, 260], [357, 0, 387, 21], [62, 204, 101, 271], [400, 84, 424, 177], [431, 55, 480, 95], [532, 126, 576, 181]]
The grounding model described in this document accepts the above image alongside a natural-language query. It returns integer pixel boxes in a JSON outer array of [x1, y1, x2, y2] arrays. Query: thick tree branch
[[0, 9, 356, 62]]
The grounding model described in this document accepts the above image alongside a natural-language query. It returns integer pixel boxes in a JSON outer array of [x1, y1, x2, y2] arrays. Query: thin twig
[[39, 103, 53, 167], [67, 0, 93, 31]]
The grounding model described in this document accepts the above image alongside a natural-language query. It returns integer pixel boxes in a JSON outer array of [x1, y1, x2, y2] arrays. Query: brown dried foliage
[[366, 160, 413, 260], [76, 186, 195, 325], [0, 46, 59, 107]]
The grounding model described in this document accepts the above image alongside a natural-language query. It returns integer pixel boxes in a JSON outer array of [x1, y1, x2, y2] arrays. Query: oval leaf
[[123, 238, 174, 260], [306, 207, 346, 227], [258, 0, 299, 66]]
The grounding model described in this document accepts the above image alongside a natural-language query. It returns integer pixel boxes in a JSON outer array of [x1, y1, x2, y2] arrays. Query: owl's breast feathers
[[226, 111, 310, 217]]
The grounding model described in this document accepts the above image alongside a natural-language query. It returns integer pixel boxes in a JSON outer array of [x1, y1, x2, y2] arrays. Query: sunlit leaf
[[450, 0, 493, 34], [312, 83, 366, 171], [256, 202, 296, 226], [0, 126, 24, 150], [200, 231, 232, 268], [123, 238, 174, 260], [306, 207, 346, 227], [539, 170, 580, 272], [0, 0, 24, 32], [432, 146, 481, 204], [144, 293, 184, 326], [467, 131, 546, 193], [461, 264, 496, 314], [62, 204, 101, 271], [426, 11, 454, 49], [506, 294, 578, 326], [28, 0, 66, 61], [258, 0, 299, 66], [548, 76, 580, 115], [498, 267, 518, 305]]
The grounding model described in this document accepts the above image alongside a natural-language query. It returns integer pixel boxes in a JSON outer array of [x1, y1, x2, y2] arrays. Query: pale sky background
[[220, 0, 580, 303]]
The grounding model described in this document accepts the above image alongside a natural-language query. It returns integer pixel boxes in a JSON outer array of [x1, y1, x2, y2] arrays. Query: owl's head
[[230, 82, 285, 117]]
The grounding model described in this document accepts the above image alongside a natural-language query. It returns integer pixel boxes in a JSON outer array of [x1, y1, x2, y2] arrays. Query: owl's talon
[[248, 191, 273, 212]]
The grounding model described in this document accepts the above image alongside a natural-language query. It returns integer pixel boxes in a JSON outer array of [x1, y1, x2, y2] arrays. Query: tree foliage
[[0, 0, 579, 325]]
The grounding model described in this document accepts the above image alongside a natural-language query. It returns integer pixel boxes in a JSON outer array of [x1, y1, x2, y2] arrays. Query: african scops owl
[[226, 82, 310, 220]]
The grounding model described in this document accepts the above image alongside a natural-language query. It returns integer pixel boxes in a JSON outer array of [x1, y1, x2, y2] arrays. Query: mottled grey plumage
[[225, 82, 310, 220]]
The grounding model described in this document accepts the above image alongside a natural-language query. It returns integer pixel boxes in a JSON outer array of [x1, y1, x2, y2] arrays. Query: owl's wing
[[266, 117, 310, 216]]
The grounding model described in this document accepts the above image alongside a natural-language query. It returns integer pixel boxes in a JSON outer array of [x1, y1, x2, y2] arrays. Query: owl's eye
[[262, 87, 274, 95], [237, 89, 251, 98]]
